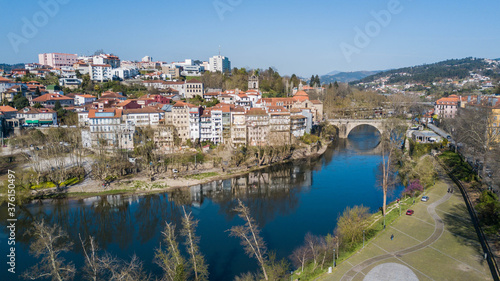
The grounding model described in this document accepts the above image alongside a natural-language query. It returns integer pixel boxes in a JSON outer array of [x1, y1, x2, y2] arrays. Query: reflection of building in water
[[190, 185, 203, 207], [83, 194, 137, 211], [188, 164, 313, 203]]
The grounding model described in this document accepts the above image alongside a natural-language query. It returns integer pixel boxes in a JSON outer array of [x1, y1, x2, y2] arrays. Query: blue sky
[[1, 0, 499, 77]]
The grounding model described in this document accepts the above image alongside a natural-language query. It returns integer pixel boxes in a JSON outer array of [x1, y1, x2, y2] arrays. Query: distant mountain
[[325, 70, 341, 76], [321, 70, 381, 83], [0, 63, 25, 72], [352, 57, 500, 85]]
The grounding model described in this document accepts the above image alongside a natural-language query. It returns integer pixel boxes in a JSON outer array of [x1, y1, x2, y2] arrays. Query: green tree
[[54, 100, 62, 110], [33, 103, 43, 109], [476, 190, 500, 226], [309, 75, 315, 87], [335, 205, 369, 249], [13, 93, 29, 109], [314, 74, 320, 86]]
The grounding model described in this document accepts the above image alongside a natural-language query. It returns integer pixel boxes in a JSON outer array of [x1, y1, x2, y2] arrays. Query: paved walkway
[[318, 165, 493, 281]]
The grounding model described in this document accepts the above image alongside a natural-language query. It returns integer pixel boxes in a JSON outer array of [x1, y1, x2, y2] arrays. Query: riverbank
[[33, 141, 332, 200], [314, 164, 494, 281]]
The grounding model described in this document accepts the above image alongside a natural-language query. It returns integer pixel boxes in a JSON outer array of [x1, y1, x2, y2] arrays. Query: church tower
[[248, 73, 259, 91]]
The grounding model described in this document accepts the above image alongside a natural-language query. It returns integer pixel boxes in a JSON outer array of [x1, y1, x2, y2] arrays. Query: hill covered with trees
[[353, 57, 500, 84]]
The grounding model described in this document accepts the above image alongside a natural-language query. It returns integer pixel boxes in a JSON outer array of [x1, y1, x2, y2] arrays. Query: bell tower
[[248, 73, 259, 91]]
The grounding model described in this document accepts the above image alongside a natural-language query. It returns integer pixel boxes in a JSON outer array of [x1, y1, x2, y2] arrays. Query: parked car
[[406, 209, 414, 216], [421, 196, 429, 202], [172, 169, 178, 173]]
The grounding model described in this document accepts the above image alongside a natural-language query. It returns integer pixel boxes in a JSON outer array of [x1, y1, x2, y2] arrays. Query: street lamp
[[363, 230, 365, 248], [399, 199, 401, 216], [333, 248, 336, 267], [290, 271, 293, 281]]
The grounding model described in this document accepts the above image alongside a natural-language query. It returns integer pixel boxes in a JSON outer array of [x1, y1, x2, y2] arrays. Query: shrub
[[402, 179, 423, 197]]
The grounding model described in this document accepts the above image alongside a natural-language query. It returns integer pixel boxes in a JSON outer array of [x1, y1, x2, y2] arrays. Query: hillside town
[[0, 52, 324, 151]]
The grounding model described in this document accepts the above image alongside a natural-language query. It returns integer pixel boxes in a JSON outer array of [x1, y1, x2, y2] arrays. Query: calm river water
[[1, 125, 404, 280]]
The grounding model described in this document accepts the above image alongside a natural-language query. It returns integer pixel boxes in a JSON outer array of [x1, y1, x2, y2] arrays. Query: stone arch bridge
[[328, 119, 385, 139]]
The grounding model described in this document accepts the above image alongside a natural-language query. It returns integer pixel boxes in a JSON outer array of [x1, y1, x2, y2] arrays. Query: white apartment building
[[189, 106, 202, 142], [90, 64, 112, 82], [211, 109, 223, 144], [110, 67, 139, 80], [123, 107, 163, 126], [199, 108, 223, 144], [17, 107, 58, 126], [208, 55, 231, 73], [143, 80, 204, 99], [38, 53, 78, 68], [93, 54, 120, 68], [73, 62, 90, 74], [84, 108, 135, 150], [74, 94, 96, 106], [235, 93, 252, 110]]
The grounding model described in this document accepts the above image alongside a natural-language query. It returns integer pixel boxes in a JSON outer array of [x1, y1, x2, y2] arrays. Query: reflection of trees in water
[[9, 158, 316, 259], [134, 193, 184, 244], [14, 195, 137, 252]]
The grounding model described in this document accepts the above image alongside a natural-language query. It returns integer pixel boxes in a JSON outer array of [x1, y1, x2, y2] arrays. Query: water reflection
[[1, 126, 400, 280]]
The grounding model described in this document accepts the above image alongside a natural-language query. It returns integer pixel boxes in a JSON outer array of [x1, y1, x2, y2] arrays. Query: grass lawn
[[184, 172, 219, 180]]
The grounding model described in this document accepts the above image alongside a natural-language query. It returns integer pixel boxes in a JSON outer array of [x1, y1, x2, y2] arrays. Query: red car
[[406, 209, 414, 216]]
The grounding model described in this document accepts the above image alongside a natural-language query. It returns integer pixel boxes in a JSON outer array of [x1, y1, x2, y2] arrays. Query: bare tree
[[181, 207, 208, 281], [290, 245, 310, 273], [229, 199, 269, 280], [23, 220, 75, 281], [79, 235, 101, 281], [304, 232, 320, 270], [155, 222, 186, 281], [378, 119, 405, 225], [79, 234, 149, 281], [449, 105, 500, 179], [98, 253, 148, 281]]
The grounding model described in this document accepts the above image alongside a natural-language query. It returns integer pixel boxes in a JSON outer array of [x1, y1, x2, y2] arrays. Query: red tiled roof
[[19, 107, 56, 114], [0, 106, 18, 112], [76, 94, 96, 98], [32, 93, 73, 102], [124, 107, 163, 114], [186, 78, 202, 84], [246, 108, 268, 116], [0, 77, 13, 83], [173, 101, 196, 108], [88, 108, 122, 118]]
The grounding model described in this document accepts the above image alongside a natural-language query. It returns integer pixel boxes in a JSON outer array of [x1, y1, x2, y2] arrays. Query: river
[[1, 125, 404, 280]]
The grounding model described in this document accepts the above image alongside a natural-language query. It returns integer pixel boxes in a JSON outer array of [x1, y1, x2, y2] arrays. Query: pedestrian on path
[[391, 234, 394, 240]]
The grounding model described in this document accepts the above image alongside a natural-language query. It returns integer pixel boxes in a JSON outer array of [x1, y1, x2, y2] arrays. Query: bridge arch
[[328, 119, 385, 139], [345, 124, 382, 138]]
